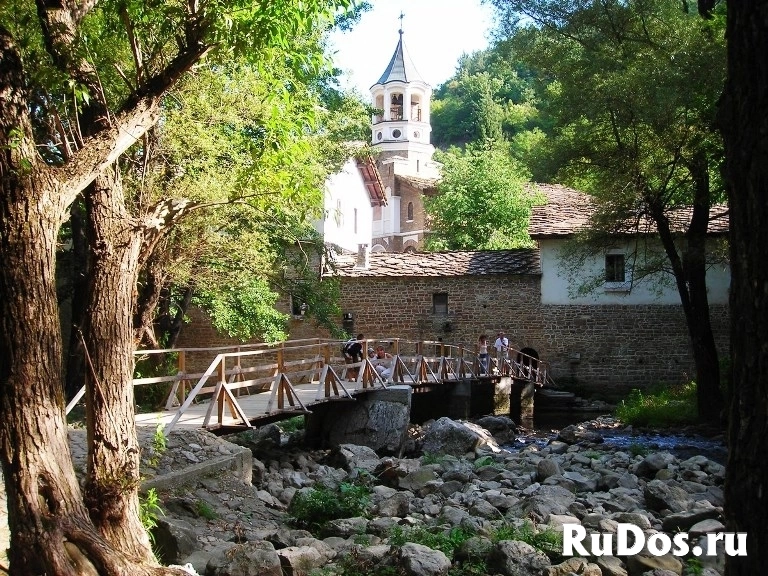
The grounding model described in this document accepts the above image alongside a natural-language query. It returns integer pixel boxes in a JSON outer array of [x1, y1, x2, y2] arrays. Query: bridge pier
[[305, 385, 411, 454], [510, 378, 536, 427]]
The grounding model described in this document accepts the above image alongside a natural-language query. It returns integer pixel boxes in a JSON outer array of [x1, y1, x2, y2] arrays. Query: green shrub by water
[[615, 382, 698, 427]]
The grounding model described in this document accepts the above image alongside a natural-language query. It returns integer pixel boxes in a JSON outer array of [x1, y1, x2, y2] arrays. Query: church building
[[369, 27, 440, 253]]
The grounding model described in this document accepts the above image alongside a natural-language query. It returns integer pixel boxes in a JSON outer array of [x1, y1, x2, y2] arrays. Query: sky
[[328, 0, 496, 99]]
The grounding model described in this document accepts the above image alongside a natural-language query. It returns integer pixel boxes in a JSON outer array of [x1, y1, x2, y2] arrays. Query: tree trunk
[[653, 198, 721, 421], [81, 167, 153, 560], [1, 29, 182, 576], [720, 1, 768, 573]]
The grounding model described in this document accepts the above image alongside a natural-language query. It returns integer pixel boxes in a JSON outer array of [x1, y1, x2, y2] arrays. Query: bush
[[614, 382, 698, 427], [388, 526, 476, 558], [287, 482, 370, 532]]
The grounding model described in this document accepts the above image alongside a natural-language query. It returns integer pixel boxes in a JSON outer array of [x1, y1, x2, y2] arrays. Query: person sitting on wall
[[372, 345, 394, 382], [342, 333, 364, 380]]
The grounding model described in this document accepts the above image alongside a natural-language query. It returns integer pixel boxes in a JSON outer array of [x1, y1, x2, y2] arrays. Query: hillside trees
[[490, 0, 727, 420], [431, 49, 546, 163], [0, 0, 356, 573]]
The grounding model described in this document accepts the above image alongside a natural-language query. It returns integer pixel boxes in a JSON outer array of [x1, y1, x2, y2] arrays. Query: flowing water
[[505, 410, 727, 464]]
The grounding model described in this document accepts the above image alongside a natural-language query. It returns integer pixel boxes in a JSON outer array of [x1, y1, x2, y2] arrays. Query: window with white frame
[[604, 251, 630, 291]]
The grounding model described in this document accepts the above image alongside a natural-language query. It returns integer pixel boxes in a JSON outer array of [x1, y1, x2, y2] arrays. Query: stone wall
[[172, 274, 729, 397], [335, 275, 729, 397]]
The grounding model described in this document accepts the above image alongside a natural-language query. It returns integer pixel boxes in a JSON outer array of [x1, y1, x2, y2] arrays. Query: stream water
[[505, 410, 728, 464]]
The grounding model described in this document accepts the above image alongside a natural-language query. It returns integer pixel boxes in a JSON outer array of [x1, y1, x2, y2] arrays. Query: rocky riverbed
[[0, 416, 728, 576]]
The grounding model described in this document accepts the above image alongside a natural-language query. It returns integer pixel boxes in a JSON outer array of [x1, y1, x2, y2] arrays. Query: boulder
[[205, 541, 282, 576], [397, 542, 452, 576], [422, 418, 499, 456], [486, 540, 551, 576]]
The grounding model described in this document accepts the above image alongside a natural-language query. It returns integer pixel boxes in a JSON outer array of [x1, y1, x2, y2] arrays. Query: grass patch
[[389, 525, 476, 558], [279, 416, 305, 434], [614, 382, 698, 427], [287, 482, 370, 533]]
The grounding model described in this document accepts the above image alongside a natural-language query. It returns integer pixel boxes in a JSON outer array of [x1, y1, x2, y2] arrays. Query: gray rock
[[661, 507, 721, 532], [635, 452, 676, 477], [327, 444, 381, 473], [643, 480, 692, 513], [277, 545, 325, 576], [624, 553, 682, 576], [399, 468, 439, 493], [205, 541, 282, 576], [486, 540, 551, 576], [422, 417, 499, 456], [152, 516, 198, 564], [322, 516, 369, 538], [597, 555, 629, 576], [397, 542, 452, 576], [377, 492, 411, 517], [537, 458, 561, 481]]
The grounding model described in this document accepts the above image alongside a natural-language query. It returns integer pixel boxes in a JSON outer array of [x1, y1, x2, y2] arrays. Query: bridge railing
[[65, 337, 550, 432]]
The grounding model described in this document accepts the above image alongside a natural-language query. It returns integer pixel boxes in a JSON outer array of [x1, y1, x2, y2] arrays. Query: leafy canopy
[[424, 140, 543, 251]]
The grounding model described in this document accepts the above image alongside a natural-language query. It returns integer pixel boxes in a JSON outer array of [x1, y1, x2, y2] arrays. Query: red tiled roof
[[356, 156, 387, 207], [528, 183, 729, 238], [329, 249, 541, 278]]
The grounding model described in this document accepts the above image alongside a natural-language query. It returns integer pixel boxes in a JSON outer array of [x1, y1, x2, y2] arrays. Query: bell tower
[[370, 18, 437, 179]]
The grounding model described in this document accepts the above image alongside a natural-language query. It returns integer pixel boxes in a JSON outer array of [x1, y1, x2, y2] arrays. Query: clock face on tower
[[392, 129, 402, 139], [377, 131, 383, 141], [413, 131, 420, 138]]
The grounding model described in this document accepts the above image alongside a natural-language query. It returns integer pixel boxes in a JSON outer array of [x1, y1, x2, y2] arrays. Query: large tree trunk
[[720, 1, 768, 573], [81, 168, 153, 560], [1, 28, 182, 576]]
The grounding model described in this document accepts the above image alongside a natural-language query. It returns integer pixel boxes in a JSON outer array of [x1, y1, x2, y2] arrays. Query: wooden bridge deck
[[67, 338, 549, 436]]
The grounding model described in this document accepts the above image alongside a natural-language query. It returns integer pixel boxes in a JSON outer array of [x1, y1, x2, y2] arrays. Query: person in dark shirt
[[343, 333, 364, 380]]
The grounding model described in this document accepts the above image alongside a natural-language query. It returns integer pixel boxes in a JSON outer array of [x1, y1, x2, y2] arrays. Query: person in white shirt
[[493, 331, 509, 374], [372, 345, 393, 381]]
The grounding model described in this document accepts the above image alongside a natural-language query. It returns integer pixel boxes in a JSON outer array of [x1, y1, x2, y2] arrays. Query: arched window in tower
[[407, 202, 414, 222], [391, 93, 403, 121], [410, 95, 422, 121], [374, 95, 384, 123]]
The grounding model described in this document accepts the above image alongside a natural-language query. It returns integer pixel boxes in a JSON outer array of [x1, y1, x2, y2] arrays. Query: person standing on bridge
[[478, 334, 489, 376], [494, 331, 509, 375], [343, 334, 364, 380]]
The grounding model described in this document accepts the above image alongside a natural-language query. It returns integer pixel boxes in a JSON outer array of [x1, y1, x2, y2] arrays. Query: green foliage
[[194, 276, 289, 343], [627, 442, 650, 458], [685, 557, 704, 576], [615, 382, 699, 427], [139, 488, 164, 544], [491, 521, 564, 560], [148, 423, 168, 468], [195, 500, 217, 520], [388, 526, 476, 558], [278, 416, 306, 434], [424, 140, 543, 251], [287, 482, 371, 532], [420, 452, 449, 465], [473, 455, 498, 469]]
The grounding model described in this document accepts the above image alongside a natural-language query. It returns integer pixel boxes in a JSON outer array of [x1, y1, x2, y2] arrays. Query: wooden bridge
[[66, 338, 549, 435]]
